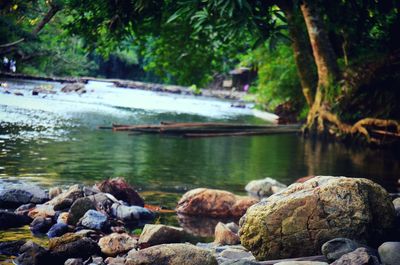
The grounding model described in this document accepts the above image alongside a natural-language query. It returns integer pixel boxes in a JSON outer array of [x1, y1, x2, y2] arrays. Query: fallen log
[[184, 128, 300, 138]]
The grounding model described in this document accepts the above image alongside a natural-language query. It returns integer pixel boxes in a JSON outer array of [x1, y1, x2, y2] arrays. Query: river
[[0, 78, 399, 244]]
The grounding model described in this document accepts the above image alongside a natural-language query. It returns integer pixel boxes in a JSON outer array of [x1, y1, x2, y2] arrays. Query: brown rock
[[96, 178, 144, 207], [49, 187, 62, 199], [98, 233, 137, 256], [214, 222, 240, 245], [331, 247, 379, 265], [28, 204, 55, 219], [139, 224, 188, 247], [49, 233, 84, 250], [239, 176, 395, 260], [176, 188, 258, 218], [125, 243, 217, 265], [46, 184, 84, 210]]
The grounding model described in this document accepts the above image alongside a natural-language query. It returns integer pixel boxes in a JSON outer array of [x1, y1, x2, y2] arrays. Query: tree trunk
[[279, 0, 317, 107], [32, 4, 61, 36], [300, 0, 340, 131]]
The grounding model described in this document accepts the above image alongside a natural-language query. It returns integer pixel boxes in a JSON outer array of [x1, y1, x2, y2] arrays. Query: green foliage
[[239, 43, 304, 111]]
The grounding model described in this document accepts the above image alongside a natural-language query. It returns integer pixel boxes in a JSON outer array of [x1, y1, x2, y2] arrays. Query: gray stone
[[79, 209, 109, 231], [65, 258, 83, 265], [378, 242, 400, 265], [50, 237, 100, 263], [67, 197, 95, 225], [47, 184, 84, 210], [245, 177, 287, 197], [220, 261, 261, 265], [138, 224, 188, 247], [274, 262, 328, 265], [110, 203, 154, 224], [49, 187, 63, 199], [331, 247, 379, 265], [393, 198, 400, 216], [0, 184, 48, 208], [125, 243, 218, 265], [219, 248, 255, 260], [321, 238, 360, 261]]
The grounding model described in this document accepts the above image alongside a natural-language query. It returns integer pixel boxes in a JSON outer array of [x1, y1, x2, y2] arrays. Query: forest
[[1, 0, 400, 145]]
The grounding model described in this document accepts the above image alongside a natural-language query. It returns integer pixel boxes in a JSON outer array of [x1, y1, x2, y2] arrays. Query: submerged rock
[[214, 222, 240, 245], [321, 238, 360, 262], [61, 83, 86, 94], [245, 177, 287, 197], [239, 176, 395, 260], [331, 247, 379, 265], [176, 188, 258, 218], [15, 241, 51, 265], [0, 210, 31, 229], [378, 242, 400, 265], [96, 177, 144, 207], [98, 233, 137, 256], [110, 203, 154, 224], [178, 214, 234, 237], [138, 224, 188, 247], [125, 243, 218, 265], [0, 184, 48, 208]]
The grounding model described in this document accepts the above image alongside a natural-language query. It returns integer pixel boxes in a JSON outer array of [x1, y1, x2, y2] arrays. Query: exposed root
[[306, 107, 400, 145]]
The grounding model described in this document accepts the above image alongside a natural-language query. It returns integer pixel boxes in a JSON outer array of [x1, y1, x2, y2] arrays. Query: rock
[[61, 83, 86, 94], [220, 261, 261, 265], [67, 197, 96, 226], [15, 241, 51, 265], [15, 203, 36, 216], [57, 212, 69, 224], [178, 213, 233, 237], [245, 177, 287, 197], [138, 224, 188, 247], [295, 176, 316, 183], [47, 184, 84, 210], [50, 237, 100, 263], [125, 243, 218, 265], [0, 240, 26, 256], [321, 238, 360, 261], [378, 242, 400, 265], [219, 247, 255, 260], [0, 184, 48, 208], [275, 261, 328, 265], [331, 247, 379, 265], [83, 186, 100, 196], [49, 187, 63, 199], [47, 223, 69, 238], [105, 256, 126, 264], [239, 176, 395, 260], [30, 216, 53, 234], [214, 222, 240, 245], [79, 209, 110, 231], [64, 258, 83, 265], [176, 188, 258, 218], [98, 233, 137, 256], [49, 233, 84, 249], [110, 203, 154, 224], [28, 204, 55, 219], [89, 256, 104, 265], [393, 198, 400, 216], [0, 210, 31, 229], [96, 177, 144, 207]]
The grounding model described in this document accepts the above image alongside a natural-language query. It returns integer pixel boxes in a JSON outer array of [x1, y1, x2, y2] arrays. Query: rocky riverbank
[[0, 176, 399, 265]]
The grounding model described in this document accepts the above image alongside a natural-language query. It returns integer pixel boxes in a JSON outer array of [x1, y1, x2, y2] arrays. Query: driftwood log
[[100, 122, 301, 138]]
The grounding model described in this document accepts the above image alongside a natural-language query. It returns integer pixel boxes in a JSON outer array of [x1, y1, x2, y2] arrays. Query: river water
[[0, 78, 399, 243]]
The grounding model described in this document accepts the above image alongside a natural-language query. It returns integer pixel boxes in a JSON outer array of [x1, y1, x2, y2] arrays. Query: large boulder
[[125, 243, 218, 265], [176, 188, 258, 218], [139, 224, 189, 247], [239, 176, 395, 260], [0, 210, 31, 229], [46, 184, 84, 211], [98, 233, 137, 256], [0, 184, 48, 208], [245, 177, 287, 197], [96, 178, 144, 207]]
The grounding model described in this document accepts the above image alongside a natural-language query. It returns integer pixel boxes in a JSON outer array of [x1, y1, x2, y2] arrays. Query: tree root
[[306, 108, 400, 145]]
